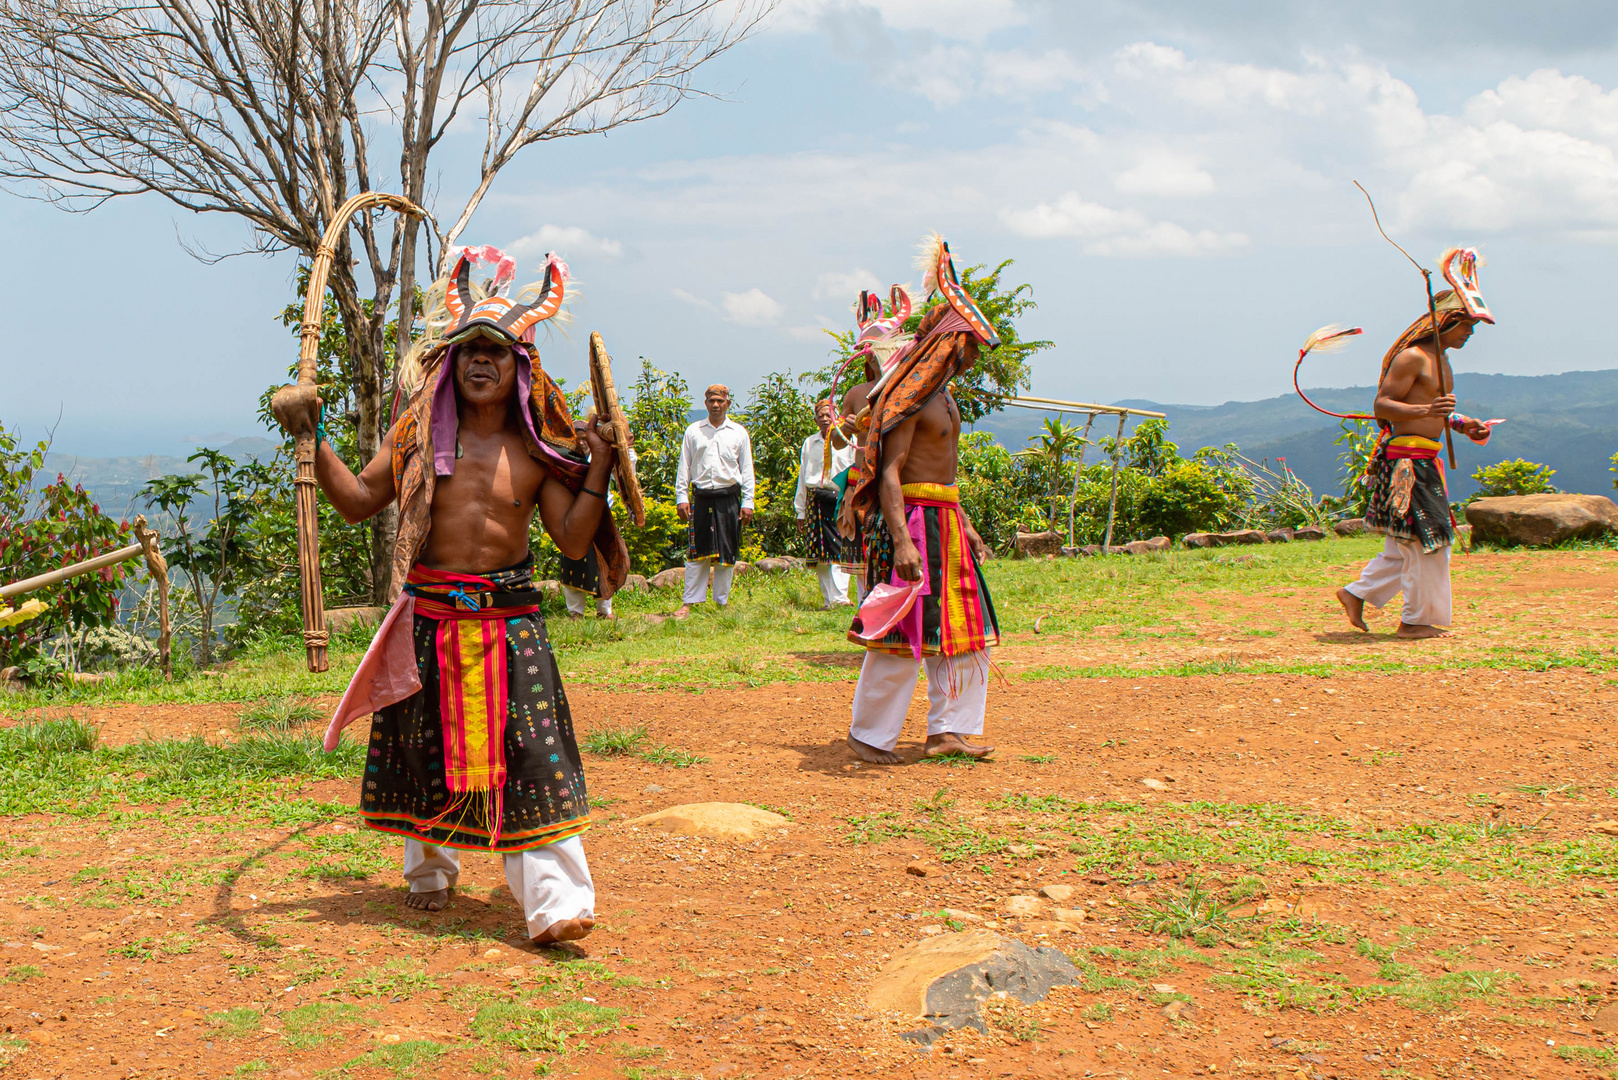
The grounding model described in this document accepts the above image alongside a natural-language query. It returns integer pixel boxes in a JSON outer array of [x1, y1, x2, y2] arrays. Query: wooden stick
[[293, 191, 427, 673], [998, 395, 1166, 419], [0, 543, 143, 600], [133, 515, 171, 679], [1066, 413, 1097, 548], [1101, 412, 1129, 551]]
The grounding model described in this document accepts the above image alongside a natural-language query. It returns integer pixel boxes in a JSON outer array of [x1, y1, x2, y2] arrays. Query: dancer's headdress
[[916, 233, 1000, 348], [851, 285, 915, 374]]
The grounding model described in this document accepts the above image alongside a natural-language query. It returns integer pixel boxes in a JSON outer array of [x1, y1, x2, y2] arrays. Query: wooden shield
[[587, 331, 646, 527]]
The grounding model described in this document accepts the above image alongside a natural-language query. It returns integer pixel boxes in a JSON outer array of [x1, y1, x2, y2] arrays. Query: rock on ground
[[1465, 494, 1618, 547], [868, 930, 1081, 1042], [647, 567, 685, 590], [623, 802, 789, 841], [326, 606, 385, 632], [619, 574, 649, 593], [1013, 531, 1063, 558], [1266, 528, 1294, 543], [1119, 536, 1170, 554], [1293, 525, 1327, 541], [1334, 518, 1369, 536]]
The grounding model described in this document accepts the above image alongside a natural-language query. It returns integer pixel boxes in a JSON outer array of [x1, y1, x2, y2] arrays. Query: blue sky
[[7, 0, 1618, 455]]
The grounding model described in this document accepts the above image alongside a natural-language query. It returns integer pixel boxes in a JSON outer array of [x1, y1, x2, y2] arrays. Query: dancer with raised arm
[[272, 248, 626, 946]]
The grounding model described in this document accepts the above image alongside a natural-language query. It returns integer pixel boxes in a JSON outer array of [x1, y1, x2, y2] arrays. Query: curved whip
[[1293, 324, 1375, 421]]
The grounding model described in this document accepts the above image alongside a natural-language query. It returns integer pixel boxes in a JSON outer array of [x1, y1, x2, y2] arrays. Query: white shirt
[[795, 430, 856, 518], [675, 416, 755, 508]]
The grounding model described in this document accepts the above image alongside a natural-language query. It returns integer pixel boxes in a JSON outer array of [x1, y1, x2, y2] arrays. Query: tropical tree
[[1013, 417, 1086, 531]]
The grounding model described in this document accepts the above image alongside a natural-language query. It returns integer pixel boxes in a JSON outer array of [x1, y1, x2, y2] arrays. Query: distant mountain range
[[975, 369, 1618, 501], [41, 436, 280, 518]]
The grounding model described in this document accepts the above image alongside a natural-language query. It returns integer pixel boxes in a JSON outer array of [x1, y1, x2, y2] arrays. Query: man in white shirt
[[674, 384, 754, 615], [795, 399, 859, 609]]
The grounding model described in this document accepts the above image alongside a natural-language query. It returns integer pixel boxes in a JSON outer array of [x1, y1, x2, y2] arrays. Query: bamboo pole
[[1421, 271, 1460, 470], [0, 543, 143, 600], [1101, 413, 1129, 552], [998, 395, 1166, 419], [1066, 413, 1097, 548], [293, 191, 427, 673]]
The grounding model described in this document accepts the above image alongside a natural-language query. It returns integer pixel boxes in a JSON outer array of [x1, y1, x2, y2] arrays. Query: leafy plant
[[1135, 876, 1236, 942], [582, 724, 649, 756], [1334, 419, 1378, 516], [1471, 458, 1556, 499], [733, 371, 817, 560]]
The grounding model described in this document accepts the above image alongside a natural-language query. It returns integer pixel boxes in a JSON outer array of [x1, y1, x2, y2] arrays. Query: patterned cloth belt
[[900, 481, 959, 506], [1386, 435, 1443, 462]]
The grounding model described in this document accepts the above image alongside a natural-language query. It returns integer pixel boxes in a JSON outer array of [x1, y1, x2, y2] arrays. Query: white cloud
[[1114, 151, 1217, 198], [721, 288, 785, 327], [671, 287, 715, 312], [773, 0, 1026, 42], [1001, 191, 1248, 256], [788, 322, 842, 342], [508, 224, 622, 262], [813, 268, 882, 302]]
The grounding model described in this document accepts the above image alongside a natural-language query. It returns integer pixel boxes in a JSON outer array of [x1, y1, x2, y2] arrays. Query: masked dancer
[[274, 247, 625, 945], [841, 237, 1001, 764]]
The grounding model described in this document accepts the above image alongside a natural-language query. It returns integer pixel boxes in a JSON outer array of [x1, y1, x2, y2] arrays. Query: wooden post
[[132, 516, 171, 679], [1422, 270, 1459, 470], [1065, 413, 1096, 549], [1101, 413, 1128, 552], [0, 543, 143, 599]]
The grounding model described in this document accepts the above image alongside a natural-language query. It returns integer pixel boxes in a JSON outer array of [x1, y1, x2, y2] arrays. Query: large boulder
[[1119, 536, 1171, 555], [869, 931, 1081, 1043], [647, 567, 685, 590], [752, 556, 800, 573], [534, 579, 562, 599], [1181, 532, 1214, 549], [1013, 531, 1064, 559], [624, 802, 789, 841], [1334, 518, 1369, 536], [326, 606, 385, 633], [1062, 545, 1101, 557], [1293, 525, 1327, 542], [619, 573, 649, 593], [1212, 529, 1266, 546], [1465, 494, 1618, 547], [1265, 528, 1294, 543]]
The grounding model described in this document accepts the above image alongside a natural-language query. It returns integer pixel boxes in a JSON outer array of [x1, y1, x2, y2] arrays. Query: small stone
[[482, 948, 504, 959], [918, 925, 943, 936], [1592, 1003, 1618, 1033], [643, 784, 665, 794], [1141, 778, 1167, 791], [940, 908, 982, 922], [1039, 884, 1075, 903], [1151, 983, 1177, 993], [1003, 895, 1043, 919], [1161, 999, 1195, 1020], [1595, 821, 1618, 837], [1052, 908, 1086, 925], [905, 863, 935, 878]]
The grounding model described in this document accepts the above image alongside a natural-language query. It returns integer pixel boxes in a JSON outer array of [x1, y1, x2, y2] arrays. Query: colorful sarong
[[557, 548, 601, 598], [849, 483, 998, 658], [688, 483, 741, 565], [1364, 435, 1454, 553], [356, 560, 590, 852], [806, 489, 858, 569]]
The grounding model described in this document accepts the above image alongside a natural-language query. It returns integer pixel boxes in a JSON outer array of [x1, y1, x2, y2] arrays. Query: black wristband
[[581, 486, 607, 500]]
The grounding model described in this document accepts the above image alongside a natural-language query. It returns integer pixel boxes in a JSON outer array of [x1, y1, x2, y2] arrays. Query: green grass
[[1, 964, 43, 984], [337, 1040, 450, 1078], [238, 695, 324, 732], [582, 724, 649, 756], [347, 958, 439, 1000], [639, 744, 708, 768], [3, 537, 1607, 709], [280, 1001, 373, 1050], [208, 1007, 263, 1038], [1135, 876, 1238, 943], [470, 999, 622, 1053], [0, 718, 365, 817]]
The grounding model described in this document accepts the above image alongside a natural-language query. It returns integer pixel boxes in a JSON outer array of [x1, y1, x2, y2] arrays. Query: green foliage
[[582, 724, 649, 756], [1471, 458, 1556, 498], [1611, 449, 1618, 491], [615, 499, 685, 577], [956, 431, 1045, 552], [1013, 417, 1087, 531], [140, 449, 279, 666], [470, 999, 621, 1053], [238, 695, 323, 732], [624, 360, 693, 503], [734, 371, 817, 560], [0, 420, 135, 671], [1237, 454, 1332, 531], [1334, 419, 1378, 516]]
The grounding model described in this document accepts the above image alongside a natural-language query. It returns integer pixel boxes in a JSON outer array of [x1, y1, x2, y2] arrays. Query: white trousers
[[683, 558, 735, 606], [813, 563, 851, 607], [403, 836, 595, 939], [1344, 536, 1452, 627], [562, 585, 611, 617], [848, 648, 991, 752]]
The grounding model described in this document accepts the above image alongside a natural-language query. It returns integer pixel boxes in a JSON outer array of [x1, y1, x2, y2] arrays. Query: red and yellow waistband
[[405, 564, 540, 620], [1386, 435, 1442, 462], [900, 482, 959, 506]]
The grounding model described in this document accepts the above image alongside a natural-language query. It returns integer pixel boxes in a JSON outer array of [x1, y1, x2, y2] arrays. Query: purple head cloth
[[431, 344, 544, 477]]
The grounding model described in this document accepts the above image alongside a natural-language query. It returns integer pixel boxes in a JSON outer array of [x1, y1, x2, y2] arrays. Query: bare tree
[[0, 0, 768, 600]]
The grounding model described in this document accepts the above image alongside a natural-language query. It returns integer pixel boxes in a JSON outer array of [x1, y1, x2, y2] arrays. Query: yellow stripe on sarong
[[1389, 435, 1443, 451]]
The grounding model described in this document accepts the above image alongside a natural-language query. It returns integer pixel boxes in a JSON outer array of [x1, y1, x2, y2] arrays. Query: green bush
[[1471, 458, 1556, 499]]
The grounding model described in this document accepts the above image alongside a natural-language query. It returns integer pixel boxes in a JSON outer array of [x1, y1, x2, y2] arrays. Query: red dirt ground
[[3, 552, 1618, 1078]]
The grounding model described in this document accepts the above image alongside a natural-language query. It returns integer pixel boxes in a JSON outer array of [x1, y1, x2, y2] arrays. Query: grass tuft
[[238, 695, 323, 732], [1136, 876, 1237, 941], [582, 724, 649, 756]]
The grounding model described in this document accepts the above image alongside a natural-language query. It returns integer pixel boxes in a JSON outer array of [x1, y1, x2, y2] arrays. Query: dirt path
[[4, 662, 1618, 1078]]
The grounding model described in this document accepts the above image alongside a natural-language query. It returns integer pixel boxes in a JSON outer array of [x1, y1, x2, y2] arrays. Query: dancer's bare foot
[[1396, 622, 1449, 639], [672, 604, 692, 618], [1335, 587, 1368, 631], [847, 733, 902, 765], [532, 917, 594, 946], [925, 733, 995, 759], [404, 887, 452, 912]]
